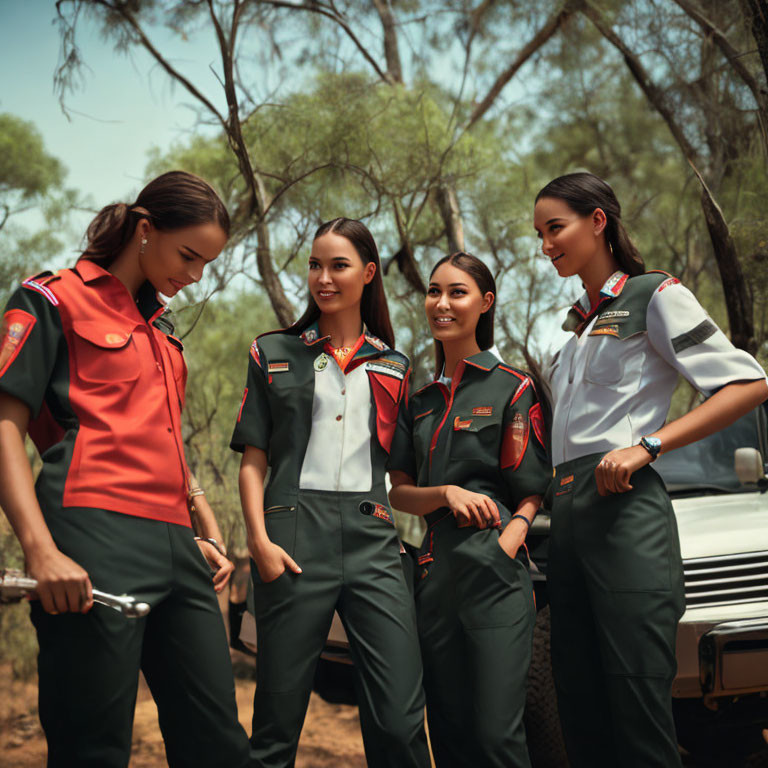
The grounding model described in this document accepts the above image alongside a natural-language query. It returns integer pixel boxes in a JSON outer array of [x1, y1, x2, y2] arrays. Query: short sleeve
[[387, 378, 417, 480], [0, 284, 63, 417], [230, 339, 272, 453], [646, 281, 766, 396], [499, 378, 551, 503]]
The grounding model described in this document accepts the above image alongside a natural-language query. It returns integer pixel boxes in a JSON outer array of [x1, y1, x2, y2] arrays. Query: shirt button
[[341, 388, 346, 395], [336, 415, 342, 421], [167, 427, 172, 433]]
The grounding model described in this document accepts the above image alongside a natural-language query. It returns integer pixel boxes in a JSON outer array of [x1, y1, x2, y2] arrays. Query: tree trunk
[[434, 184, 465, 253], [371, 0, 403, 84], [740, 0, 768, 85]]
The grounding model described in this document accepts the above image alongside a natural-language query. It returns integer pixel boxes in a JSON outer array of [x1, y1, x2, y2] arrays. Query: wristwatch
[[639, 436, 662, 462]]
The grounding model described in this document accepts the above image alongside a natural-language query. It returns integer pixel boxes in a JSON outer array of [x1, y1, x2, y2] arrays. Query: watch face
[[642, 436, 661, 456]]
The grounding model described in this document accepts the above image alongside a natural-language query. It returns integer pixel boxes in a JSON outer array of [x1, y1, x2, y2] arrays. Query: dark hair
[[535, 172, 645, 276], [429, 251, 496, 378], [287, 217, 395, 348], [80, 171, 230, 266]]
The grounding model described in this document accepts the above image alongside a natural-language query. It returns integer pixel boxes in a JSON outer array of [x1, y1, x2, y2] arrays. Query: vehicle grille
[[683, 551, 768, 608]]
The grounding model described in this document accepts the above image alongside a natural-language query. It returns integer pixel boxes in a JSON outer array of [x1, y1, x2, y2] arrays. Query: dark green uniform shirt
[[388, 350, 551, 518]]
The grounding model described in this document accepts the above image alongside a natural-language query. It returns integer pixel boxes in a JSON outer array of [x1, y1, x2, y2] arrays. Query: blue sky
[[0, 2, 223, 216]]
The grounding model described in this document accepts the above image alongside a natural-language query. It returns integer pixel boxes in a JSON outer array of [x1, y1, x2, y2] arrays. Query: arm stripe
[[22, 279, 59, 306]]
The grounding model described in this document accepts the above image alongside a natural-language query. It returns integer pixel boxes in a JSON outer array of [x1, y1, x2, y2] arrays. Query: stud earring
[[140, 237, 147, 255]]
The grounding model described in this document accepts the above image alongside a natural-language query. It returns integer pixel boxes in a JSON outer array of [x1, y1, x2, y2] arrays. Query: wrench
[[0, 569, 150, 618]]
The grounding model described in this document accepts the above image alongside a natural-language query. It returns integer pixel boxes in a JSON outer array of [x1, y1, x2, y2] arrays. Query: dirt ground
[[0, 662, 365, 768]]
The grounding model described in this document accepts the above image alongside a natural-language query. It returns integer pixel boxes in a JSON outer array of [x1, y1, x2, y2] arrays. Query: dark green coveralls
[[231, 323, 430, 768], [547, 270, 767, 767], [388, 350, 551, 768], [0, 266, 251, 768]]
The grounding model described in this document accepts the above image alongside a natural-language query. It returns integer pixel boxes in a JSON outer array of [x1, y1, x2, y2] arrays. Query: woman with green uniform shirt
[[387, 252, 551, 768], [231, 217, 430, 768], [533, 171, 768, 768], [0, 171, 252, 767]]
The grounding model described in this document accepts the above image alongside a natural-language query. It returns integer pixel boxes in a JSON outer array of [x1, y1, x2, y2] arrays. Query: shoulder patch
[[0, 309, 37, 377], [657, 277, 681, 293], [22, 277, 59, 306]]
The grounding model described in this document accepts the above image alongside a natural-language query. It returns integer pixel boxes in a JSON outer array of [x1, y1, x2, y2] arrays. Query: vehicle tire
[[524, 606, 570, 768]]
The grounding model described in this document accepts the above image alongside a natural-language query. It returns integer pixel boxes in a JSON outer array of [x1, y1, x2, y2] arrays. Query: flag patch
[[268, 362, 290, 373], [472, 406, 493, 416]]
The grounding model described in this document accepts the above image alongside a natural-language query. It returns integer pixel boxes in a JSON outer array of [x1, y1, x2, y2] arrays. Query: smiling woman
[[0, 170, 253, 767]]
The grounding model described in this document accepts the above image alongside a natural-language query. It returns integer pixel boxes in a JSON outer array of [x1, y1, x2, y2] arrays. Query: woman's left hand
[[497, 517, 528, 560], [595, 445, 652, 496], [197, 541, 235, 592]]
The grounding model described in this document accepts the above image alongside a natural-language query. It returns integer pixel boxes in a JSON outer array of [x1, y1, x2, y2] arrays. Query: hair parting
[[288, 217, 395, 348]]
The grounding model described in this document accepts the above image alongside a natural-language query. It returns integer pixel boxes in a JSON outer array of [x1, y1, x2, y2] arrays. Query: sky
[[0, 2, 222, 220]]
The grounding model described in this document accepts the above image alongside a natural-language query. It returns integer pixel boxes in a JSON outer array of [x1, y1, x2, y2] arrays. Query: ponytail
[[80, 171, 230, 267]]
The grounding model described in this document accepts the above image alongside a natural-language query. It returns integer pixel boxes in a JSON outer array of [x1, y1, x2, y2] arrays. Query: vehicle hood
[[672, 491, 768, 559]]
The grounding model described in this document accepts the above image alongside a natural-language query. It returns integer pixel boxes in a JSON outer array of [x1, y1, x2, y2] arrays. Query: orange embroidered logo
[[472, 406, 493, 416], [453, 416, 473, 430], [104, 333, 127, 345], [560, 475, 574, 486], [0, 310, 36, 377], [589, 325, 619, 337]]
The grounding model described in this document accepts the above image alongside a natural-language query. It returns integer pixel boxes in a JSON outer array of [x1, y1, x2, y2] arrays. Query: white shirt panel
[[549, 280, 766, 466], [299, 359, 373, 492]]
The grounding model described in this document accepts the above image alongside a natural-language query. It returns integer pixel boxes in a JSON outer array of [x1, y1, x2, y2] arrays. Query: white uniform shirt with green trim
[[547, 271, 766, 466]]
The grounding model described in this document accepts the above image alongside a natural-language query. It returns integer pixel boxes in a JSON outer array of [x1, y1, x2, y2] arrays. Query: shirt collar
[[74, 258, 166, 322], [563, 270, 628, 333]]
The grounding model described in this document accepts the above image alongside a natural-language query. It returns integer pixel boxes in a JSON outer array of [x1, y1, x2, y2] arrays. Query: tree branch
[[467, 5, 573, 129]]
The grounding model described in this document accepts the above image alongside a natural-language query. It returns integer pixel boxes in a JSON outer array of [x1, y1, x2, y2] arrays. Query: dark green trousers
[[250, 489, 430, 768], [549, 454, 685, 768], [31, 507, 252, 768], [415, 511, 535, 768]]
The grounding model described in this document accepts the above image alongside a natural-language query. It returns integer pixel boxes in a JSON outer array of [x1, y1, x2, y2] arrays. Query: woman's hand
[[498, 517, 528, 559], [196, 541, 235, 593], [595, 445, 652, 496], [26, 544, 93, 614], [444, 485, 500, 528], [250, 539, 302, 584]]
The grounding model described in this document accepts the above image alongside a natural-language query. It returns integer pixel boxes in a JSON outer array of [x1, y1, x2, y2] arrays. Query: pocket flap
[[72, 321, 133, 349]]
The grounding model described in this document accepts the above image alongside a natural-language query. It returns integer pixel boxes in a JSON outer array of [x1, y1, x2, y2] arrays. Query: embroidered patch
[[301, 327, 318, 343], [598, 310, 629, 320], [657, 277, 681, 293], [560, 475, 574, 486], [472, 406, 493, 416], [364, 333, 386, 351], [372, 504, 393, 523], [313, 352, 329, 372], [453, 416, 472, 431], [603, 272, 628, 296], [249, 339, 261, 366], [365, 362, 405, 380], [589, 325, 620, 338], [0, 310, 36, 377], [268, 361, 290, 373], [671, 319, 717, 353], [104, 333, 129, 346]]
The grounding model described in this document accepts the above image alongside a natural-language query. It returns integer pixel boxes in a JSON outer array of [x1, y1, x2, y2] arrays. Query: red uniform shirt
[[0, 260, 192, 526]]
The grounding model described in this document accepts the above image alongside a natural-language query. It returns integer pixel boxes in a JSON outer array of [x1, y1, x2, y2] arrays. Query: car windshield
[[654, 408, 764, 494]]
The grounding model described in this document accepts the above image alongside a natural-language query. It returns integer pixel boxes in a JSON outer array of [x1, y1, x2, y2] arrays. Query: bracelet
[[194, 536, 227, 557], [188, 488, 205, 498], [511, 514, 532, 529]]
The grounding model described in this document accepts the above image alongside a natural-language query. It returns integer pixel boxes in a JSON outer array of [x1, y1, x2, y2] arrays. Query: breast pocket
[[71, 321, 140, 384], [449, 414, 503, 461], [584, 335, 626, 385]]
